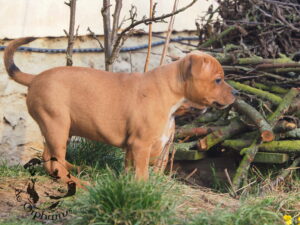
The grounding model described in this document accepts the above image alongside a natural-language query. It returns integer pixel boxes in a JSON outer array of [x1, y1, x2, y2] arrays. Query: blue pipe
[[0, 36, 199, 53]]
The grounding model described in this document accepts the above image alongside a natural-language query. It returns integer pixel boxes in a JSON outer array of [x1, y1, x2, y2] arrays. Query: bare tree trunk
[[102, 0, 113, 71], [65, 0, 77, 66]]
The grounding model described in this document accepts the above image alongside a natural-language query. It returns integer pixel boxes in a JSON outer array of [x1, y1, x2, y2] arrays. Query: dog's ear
[[179, 53, 205, 81], [190, 54, 205, 78]]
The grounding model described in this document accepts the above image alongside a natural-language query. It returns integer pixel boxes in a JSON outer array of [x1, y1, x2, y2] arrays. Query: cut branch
[[267, 88, 299, 126], [144, 0, 154, 72], [159, 0, 179, 65], [228, 80, 283, 105], [223, 139, 300, 153], [199, 26, 237, 48], [175, 126, 219, 139], [280, 128, 300, 139], [232, 138, 260, 191], [233, 99, 274, 142], [198, 118, 248, 151]]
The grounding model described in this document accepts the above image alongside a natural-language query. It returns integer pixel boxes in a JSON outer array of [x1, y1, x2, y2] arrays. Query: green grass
[[0, 217, 45, 225], [188, 163, 300, 225], [66, 137, 124, 176], [1, 141, 299, 225], [189, 197, 284, 225], [68, 170, 180, 225], [0, 161, 29, 178], [189, 191, 300, 225]]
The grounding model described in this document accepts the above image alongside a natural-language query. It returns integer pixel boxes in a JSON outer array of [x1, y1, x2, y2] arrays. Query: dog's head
[[179, 51, 237, 109]]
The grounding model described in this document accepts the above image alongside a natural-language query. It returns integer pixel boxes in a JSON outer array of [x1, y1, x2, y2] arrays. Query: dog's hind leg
[[42, 142, 52, 173], [43, 140, 80, 173], [37, 116, 85, 188]]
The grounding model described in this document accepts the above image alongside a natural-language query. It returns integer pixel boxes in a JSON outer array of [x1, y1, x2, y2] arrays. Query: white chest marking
[[160, 98, 185, 148]]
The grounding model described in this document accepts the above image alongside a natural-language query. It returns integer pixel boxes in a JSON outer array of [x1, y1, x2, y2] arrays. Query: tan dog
[[4, 37, 237, 187]]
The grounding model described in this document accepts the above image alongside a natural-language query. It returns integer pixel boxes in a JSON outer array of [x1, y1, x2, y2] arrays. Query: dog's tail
[[4, 37, 37, 86]]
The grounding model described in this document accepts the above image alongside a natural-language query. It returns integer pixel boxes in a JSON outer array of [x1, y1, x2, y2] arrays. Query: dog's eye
[[215, 78, 222, 84]]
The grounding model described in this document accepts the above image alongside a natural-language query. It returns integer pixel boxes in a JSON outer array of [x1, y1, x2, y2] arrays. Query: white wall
[[0, 0, 217, 38]]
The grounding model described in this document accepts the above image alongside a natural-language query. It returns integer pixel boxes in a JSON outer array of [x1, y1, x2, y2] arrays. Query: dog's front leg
[[124, 148, 134, 173], [130, 143, 151, 181]]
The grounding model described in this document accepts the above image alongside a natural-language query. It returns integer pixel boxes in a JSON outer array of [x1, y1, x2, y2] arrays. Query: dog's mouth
[[212, 102, 229, 109]]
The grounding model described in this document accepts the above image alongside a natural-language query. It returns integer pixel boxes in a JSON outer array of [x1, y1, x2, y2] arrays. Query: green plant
[[210, 163, 229, 193], [68, 170, 180, 225], [0, 161, 28, 178], [66, 137, 124, 174], [189, 197, 283, 225], [0, 217, 44, 225]]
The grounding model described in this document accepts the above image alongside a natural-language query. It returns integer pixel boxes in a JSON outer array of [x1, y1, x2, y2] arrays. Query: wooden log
[[233, 99, 274, 142], [199, 26, 237, 48], [280, 128, 300, 139], [223, 139, 300, 153], [194, 109, 226, 123], [232, 138, 260, 191], [253, 83, 288, 95], [222, 139, 252, 151], [198, 118, 248, 151], [273, 120, 297, 133], [173, 141, 197, 151], [175, 126, 219, 139], [259, 140, 300, 153], [253, 152, 289, 164], [174, 149, 205, 160], [267, 88, 300, 126], [255, 63, 300, 70], [237, 56, 294, 65], [266, 67, 300, 74], [222, 65, 252, 73], [227, 80, 283, 105], [216, 54, 294, 66]]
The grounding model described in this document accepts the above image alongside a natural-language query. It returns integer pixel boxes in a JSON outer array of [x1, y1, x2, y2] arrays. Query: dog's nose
[[232, 89, 239, 96]]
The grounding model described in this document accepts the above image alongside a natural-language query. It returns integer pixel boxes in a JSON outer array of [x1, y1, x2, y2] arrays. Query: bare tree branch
[[111, 0, 123, 44], [109, 0, 198, 65], [160, 0, 179, 65], [65, 0, 77, 66], [87, 27, 104, 49], [144, 0, 154, 72]]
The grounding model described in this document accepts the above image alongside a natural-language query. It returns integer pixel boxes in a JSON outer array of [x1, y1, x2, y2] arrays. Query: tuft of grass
[[66, 137, 124, 175], [210, 164, 230, 193], [68, 170, 180, 225], [0, 161, 28, 178], [189, 197, 284, 225], [0, 217, 44, 225]]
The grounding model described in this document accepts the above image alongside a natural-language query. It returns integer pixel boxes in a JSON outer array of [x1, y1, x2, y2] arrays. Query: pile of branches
[[172, 0, 300, 194], [197, 0, 300, 58]]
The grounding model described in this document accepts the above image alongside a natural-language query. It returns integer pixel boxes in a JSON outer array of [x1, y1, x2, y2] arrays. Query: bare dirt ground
[[0, 176, 72, 224], [0, 175, 239, 224]]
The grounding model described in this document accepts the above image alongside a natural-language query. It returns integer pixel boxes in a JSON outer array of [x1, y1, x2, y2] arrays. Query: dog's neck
[[144, 61, 186, 108]]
